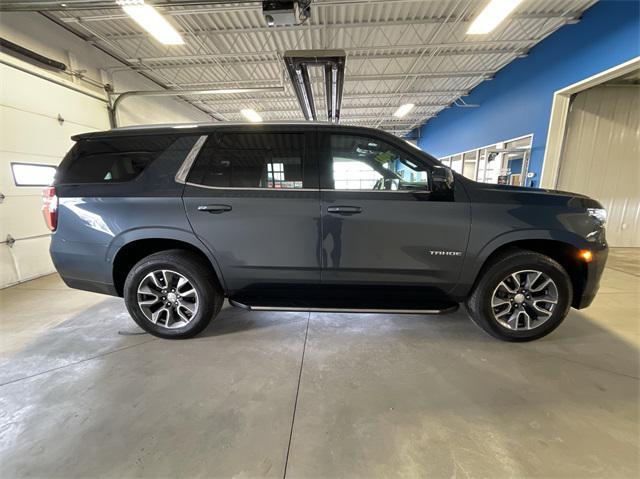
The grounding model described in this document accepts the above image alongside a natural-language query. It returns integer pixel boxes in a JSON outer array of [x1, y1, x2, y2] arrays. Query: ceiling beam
[[191, 90, 468, 103], [5, 0, 463, 13], [125, 47, 521, 70], [195, 104, 447, 114], [171, 70, 492, 89], [70, 12, 578, 40], [59, 11, 577, 29]]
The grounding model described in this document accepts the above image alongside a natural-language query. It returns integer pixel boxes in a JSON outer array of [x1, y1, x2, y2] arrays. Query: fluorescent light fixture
[[467, 0, 524, 34], [172, 124, 199, 129], [117, 0, 184, 45], [241, 109, 263, 123], [393, 103, 415, 118]]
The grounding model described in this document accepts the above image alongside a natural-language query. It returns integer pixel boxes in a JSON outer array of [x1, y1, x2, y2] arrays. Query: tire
[[123, 249, 223, 339], [465, 249, 572, 342]]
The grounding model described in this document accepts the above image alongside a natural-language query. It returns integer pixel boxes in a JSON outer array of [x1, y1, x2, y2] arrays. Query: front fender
[[451, 228, 589, 299]]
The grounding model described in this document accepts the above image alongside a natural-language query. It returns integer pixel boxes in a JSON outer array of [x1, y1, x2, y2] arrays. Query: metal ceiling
[[28, 0, 597, 135]]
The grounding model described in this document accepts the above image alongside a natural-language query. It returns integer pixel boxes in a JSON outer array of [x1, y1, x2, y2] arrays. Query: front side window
[[188, 132, 306, 189], [329, 134, 429, 191]]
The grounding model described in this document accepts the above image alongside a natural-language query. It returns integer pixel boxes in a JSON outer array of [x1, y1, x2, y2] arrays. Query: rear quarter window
[[57, 134, 181, 184]]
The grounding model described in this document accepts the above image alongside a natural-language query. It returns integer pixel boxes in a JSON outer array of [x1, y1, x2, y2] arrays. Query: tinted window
[[329, 134, 429, 191], [188, 132, 306, 189], [58, 135, 181, 184]]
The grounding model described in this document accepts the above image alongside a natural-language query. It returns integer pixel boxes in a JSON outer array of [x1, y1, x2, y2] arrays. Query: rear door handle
[[197, 204, 232, 214], [327, 205, 363, 215]]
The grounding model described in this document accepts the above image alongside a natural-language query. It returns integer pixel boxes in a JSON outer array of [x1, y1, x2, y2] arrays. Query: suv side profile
[[45, 123, 608, 341]]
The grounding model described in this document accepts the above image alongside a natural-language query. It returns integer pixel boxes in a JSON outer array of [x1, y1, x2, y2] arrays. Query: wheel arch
[[470, 238, 588, 308], [109, 231, 226, 297]]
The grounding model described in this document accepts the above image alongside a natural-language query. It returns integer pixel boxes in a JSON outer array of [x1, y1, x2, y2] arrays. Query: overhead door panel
[[0, 63, 109, 287], [557, 83, 640, 247]]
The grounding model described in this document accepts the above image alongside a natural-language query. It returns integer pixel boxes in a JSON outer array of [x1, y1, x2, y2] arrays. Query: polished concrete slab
[[0, 250, 638, 478]]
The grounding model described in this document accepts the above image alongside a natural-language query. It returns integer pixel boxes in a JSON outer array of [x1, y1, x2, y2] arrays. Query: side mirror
[[431, 166, 454, 192]]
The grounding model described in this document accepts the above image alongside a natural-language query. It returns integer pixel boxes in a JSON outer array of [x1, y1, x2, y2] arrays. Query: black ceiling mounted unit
[[283, 50, 346, 123], [262, 1, 311, 27]]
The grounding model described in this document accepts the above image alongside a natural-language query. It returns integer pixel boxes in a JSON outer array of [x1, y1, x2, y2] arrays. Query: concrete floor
[[0, 250, 638, 478]]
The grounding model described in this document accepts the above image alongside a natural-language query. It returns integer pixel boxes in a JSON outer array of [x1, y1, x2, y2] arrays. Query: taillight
[[42, 186, 58, 231]]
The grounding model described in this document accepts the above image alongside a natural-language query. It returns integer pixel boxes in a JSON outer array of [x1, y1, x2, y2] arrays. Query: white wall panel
[[0, 63, 109, 288], [558, 84, 640, 247]]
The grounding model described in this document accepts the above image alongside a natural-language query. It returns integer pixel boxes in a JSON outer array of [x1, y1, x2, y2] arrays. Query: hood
[[459, 177, 602, 208]]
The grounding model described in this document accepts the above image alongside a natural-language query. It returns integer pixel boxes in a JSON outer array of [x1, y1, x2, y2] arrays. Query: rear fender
[[107, 227, 228, 292]]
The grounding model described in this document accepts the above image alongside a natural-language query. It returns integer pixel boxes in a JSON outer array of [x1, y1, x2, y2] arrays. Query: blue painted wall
[[414, 0, 640, 188]]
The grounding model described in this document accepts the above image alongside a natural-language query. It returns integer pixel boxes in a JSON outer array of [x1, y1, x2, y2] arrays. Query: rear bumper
[[575, 246, 608, 309], [59, 275, 118, 296], [50, 237, 119, 297]]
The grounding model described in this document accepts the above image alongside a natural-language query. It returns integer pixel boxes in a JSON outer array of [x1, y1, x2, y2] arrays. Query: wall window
[[329, 134, 428, 191], [440, 135, 533, 186], [11, 162, 56, 186], [189, 132, 305, 189]]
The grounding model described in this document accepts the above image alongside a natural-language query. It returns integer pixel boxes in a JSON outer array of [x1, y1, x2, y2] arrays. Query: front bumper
[[575, 246, 608, 309]]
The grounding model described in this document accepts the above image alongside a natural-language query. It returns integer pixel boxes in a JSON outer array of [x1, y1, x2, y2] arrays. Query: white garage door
[[0, 63, 110, 288], [557, 82, 640, 247]]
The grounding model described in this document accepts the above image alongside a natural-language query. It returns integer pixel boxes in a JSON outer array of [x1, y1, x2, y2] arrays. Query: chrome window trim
[[185, 182, 430, 194], [327, 188, 431, 194], [185, 182, 318, 192], [174, 135, 208, 184]]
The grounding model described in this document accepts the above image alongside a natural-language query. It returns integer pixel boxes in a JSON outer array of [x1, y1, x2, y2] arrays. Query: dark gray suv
[[45, 122, 608, 341]]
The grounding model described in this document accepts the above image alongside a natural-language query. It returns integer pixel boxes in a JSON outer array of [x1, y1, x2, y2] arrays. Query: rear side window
[[57, 134, 181, 184], [188, 132, 306, 189]]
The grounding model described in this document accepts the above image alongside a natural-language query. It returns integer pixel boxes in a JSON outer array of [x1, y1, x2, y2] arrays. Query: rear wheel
[[124, 249, 223, 339], [465, 249, 572, 341]]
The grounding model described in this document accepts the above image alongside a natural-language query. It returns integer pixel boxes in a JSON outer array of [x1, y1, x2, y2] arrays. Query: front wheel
[[123, 249, 223, 339], [465, 250, 573, 342]]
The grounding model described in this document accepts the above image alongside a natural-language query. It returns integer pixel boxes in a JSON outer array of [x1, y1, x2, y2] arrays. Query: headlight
[[587, 208, 607, 225]]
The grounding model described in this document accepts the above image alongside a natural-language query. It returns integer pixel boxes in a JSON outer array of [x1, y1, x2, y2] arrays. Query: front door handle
[[198, 204, 232, 214], [327, 205, 363, 215]]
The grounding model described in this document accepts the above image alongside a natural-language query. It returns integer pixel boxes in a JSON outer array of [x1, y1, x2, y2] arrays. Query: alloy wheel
[[491, 270, 559, 331], [137, 269, 199, 329]]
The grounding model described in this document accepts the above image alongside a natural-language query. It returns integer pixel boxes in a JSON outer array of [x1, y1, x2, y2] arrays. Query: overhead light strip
[[393, 103, 415, 118], [467, 0, 524, 35], [117, 0, 184, 45], [240, 109, 263, 123]]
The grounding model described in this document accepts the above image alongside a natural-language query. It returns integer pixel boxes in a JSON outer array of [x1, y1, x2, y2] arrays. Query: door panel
[[183, 130, 320, 294], [321, 190, 470, 290], [319, 132, 471, 294], [184, 188, 320, 292]]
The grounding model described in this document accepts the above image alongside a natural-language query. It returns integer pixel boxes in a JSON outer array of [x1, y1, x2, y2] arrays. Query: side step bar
[[229, 300, 458, 315]]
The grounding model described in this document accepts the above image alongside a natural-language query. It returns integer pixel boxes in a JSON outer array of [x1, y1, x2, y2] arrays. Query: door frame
[[540, 56, 640, 189]]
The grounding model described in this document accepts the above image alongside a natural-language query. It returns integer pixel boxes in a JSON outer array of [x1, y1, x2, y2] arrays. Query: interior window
[[190, 132, 305, 189], [329, 134, 429, 191]]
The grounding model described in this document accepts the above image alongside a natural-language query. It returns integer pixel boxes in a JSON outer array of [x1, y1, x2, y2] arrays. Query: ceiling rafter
[[124, 47, 521, 69], [59, 10, 581, 28]]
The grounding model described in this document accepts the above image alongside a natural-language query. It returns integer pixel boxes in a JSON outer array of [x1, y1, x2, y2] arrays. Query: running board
[[229, 300, 458, 315]]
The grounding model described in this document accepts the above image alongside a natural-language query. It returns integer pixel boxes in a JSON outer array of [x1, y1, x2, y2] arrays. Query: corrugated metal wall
[[557, 82, 640, 247]]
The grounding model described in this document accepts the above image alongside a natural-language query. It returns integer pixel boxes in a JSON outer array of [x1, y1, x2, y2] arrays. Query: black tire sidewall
[[469, 252, 572, 341], [123, 251, 220, 339]]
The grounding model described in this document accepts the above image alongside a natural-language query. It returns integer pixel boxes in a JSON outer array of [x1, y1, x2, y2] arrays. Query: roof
[[72, 120, 389, 140]]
